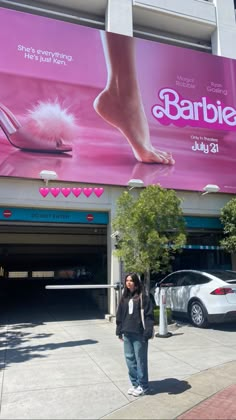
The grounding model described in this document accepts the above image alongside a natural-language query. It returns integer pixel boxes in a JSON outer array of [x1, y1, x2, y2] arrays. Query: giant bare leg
[[93, 32, 174, 164]]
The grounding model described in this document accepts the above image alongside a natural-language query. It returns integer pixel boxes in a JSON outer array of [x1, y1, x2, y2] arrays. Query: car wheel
[[189, 300, 208, 328]]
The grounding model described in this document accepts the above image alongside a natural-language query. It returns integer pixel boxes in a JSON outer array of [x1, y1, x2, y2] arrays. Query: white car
[[153, 270, 236, 328]]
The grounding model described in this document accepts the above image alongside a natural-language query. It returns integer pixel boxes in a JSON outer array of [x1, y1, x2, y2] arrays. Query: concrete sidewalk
[[1, 299, 236, 419], [104, 359, 236, 419]]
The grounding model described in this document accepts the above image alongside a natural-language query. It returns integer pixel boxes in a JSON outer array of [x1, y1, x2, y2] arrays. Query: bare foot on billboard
[[94, 31, 174, 165]]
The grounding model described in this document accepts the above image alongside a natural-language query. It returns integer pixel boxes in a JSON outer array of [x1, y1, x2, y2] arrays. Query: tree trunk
[[144, 270, 150, 295]]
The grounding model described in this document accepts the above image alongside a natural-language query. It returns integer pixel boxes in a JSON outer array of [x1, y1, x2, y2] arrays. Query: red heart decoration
[[50, 188, 60, 197], [83, 188, 93, 197], [39, 187, 49, 197], [61, 188, 71, 197], [72, 187, 82, 197], [94, 187, 104, 197]]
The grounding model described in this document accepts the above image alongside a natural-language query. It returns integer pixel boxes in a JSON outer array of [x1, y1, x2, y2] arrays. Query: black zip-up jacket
[[116, 293, 154, 340]]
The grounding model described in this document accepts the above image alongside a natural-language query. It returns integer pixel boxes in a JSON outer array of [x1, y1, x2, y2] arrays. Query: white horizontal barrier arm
[[45, 284, 119, 289]]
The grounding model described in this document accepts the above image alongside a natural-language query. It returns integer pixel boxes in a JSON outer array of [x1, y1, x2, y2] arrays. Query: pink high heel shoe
[[0, 101, 76, 153]]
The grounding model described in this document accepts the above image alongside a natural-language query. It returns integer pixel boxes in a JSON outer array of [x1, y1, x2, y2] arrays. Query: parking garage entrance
[[0, 207, 109, 320]]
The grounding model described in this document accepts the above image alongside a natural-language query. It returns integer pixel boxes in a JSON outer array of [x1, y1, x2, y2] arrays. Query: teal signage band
[[183, 245, 222, 250], [184, 216, 222, 229], [0, 208, 109, 225], [0, 209, 221, 228]]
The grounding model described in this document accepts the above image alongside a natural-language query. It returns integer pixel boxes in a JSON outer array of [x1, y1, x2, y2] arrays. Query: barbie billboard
[[0, 7, 236, 193]]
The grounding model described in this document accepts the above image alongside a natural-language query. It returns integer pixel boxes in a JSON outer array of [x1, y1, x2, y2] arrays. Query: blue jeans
[[123, 333, 149, 391]]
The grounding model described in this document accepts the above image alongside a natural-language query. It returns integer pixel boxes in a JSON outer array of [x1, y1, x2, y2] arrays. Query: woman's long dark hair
[[122, 272, 142, 299]]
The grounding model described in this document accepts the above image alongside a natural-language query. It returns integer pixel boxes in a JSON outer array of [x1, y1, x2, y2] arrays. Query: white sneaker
[[132, 386, 147, 397], [127, 385, 137, 395]]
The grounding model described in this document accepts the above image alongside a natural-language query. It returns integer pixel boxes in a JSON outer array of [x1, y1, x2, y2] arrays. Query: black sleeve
[[116, 301, 123, 337], [143, 295, 155, 340]]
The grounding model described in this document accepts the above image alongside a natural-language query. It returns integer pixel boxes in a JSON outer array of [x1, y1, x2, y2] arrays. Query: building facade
[[0, 0, 236, 315]]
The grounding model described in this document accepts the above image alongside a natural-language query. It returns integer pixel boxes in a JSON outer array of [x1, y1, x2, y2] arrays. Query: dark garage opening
[[0, 223, 108, 321]]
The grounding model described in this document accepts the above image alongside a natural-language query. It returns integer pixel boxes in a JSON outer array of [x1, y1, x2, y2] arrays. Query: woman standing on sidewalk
[[116, 272, 154, 397]]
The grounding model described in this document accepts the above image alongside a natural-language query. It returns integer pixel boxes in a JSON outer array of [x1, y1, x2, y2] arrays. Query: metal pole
[[118, 257, 123, 302], [156, 286, 172, 338], [45, 284, 118, 289]]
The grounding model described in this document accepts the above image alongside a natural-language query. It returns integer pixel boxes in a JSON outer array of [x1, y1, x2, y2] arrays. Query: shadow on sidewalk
[[1, 325, 98, 367], [149, 378, 191, 396]]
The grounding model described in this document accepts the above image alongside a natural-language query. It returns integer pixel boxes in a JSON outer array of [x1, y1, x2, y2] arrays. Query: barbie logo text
[[152, 88, 236, 130]]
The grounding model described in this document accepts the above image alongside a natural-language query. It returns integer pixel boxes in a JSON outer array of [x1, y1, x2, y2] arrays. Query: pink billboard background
[[0, 7, 236, 193]]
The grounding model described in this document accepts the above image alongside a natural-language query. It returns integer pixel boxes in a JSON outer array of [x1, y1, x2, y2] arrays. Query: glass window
[[187, 230, 223, 246], [32, 271, 54, 278], [8, 271, 28, 278], [205, 270, 236, 281], [190, 273, 210, 285], [176, 274, 193, 286], [162, 273, 182, 287], [173, 272, 210, 286]]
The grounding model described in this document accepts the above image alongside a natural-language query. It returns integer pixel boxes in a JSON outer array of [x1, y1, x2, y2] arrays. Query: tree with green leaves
[[220, 197, 236, 253], [112, 184, 187, 291]]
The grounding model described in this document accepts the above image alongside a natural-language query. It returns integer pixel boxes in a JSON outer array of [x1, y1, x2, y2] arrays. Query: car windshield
[[205, 270, 236, 282]]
